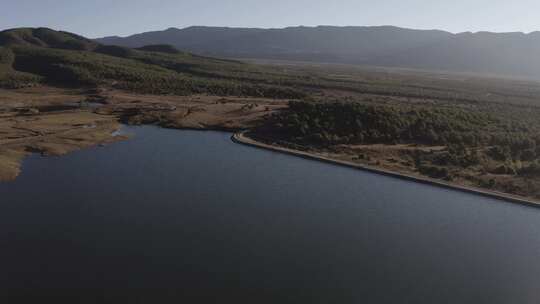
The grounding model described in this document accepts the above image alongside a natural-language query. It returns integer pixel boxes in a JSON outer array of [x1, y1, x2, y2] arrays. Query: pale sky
[[1, 0, 539, 38]]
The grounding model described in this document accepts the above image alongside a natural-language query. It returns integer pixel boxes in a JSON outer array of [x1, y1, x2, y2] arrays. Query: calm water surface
[[1, 126, 540, 303]]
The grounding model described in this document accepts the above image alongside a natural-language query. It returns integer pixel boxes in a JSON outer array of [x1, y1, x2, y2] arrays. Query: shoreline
[[232, 131, 540, 208]]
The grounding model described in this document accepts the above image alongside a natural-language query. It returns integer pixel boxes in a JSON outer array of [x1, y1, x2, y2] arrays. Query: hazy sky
[[2, 0, 539, 38]]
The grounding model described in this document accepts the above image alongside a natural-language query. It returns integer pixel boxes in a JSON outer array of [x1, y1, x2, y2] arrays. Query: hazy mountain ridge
[[96, 26, 540, 78]]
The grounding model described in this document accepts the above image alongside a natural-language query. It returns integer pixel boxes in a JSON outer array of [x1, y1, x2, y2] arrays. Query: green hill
[[0, 27, 98, 50], [0, 27, 305, 98], [0, 46, 42, 88]]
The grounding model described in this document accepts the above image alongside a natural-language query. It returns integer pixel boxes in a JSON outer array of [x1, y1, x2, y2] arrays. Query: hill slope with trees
[[0, 27, 304, 98]]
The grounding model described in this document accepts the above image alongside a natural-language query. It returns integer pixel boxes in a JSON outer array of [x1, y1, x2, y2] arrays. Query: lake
[[1, 125, 540, 303]]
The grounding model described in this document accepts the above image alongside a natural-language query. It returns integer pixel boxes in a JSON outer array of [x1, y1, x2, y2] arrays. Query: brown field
[[0, 86, 287, 181]]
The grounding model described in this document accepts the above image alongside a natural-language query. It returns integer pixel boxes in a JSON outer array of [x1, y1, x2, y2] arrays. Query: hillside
[[0, 27, 98, 50], [96, 26, 540, 79], [0, 27, 304, 98], [6, 27, 540, 106]]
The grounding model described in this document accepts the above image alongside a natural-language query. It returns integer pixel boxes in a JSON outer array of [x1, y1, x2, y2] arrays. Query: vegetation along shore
[[232, 131, 540, 208]]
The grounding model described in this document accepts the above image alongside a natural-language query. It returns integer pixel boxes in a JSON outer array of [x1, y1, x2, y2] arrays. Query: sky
[[1, 0, 539, 38]]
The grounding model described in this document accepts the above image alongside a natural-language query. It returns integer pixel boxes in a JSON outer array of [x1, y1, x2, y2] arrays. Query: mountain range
[[96, 26, 540, 79]]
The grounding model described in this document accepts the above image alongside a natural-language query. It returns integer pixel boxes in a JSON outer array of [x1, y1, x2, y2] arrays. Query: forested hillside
[[0, 28, 304, 98]]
